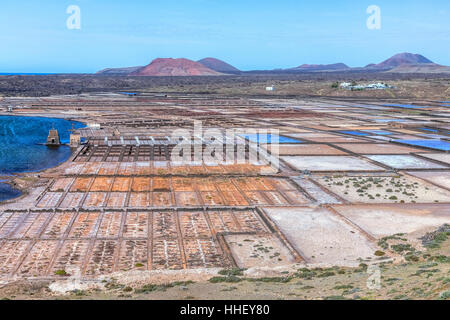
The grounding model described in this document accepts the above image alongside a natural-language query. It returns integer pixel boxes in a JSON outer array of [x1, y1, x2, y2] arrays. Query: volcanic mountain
[[95, 52, 448, 75], [387, 63, 450, 74], [290, 63, 350, 72], [96, 66, 142, 75], [197, 57, 240, 73], [131, 58, 222, 76], [366, 53, 434, 70]]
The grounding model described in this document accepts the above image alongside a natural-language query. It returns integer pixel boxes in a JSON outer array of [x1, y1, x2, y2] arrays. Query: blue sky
[[0, 0, 448, 73]]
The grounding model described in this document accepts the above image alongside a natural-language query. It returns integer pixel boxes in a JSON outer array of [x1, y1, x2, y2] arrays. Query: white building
[[87, 123, 101, 129], [366, 82, 390, 89], [340, 82, 392, 90], [266, 86, 275, 91]]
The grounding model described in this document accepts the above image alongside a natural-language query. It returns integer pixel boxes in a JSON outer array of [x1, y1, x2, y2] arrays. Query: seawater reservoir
[[0, 115, 84, 201], [0, 181, 21, 202]]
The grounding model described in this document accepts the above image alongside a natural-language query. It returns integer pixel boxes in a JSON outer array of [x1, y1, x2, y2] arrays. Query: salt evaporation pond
[[394, 139, 450, 152], [240, 133, 303, 144]]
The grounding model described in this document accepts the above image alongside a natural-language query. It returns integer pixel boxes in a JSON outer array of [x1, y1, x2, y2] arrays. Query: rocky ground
[[149, 78, 450, 100], [0, 74, 449, 100]]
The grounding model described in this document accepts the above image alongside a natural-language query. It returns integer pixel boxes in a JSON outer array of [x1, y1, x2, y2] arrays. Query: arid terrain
[[0, 76, 449, 300], [0, 73, 449, 98]]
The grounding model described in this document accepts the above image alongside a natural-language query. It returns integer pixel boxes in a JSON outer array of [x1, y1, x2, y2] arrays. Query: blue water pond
[[362, 130, 394, 135], [419, 128, 438, 133], [239, 134, 303, 144], [383, 104, 426, 109], [394, 139, 450, 151], [338, 130, 370, 136], [0, 182, 21, 202], [0, 115, 84, 175]]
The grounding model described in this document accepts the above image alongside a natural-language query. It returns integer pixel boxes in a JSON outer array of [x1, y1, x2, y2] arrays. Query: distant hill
[[130, 58, 222, 76], [290, 63, 350, 72], [96, 66, 143, 75], [387, 63, 450, 74], [95, 52, 448, 76], [365, 53, 434, 70], [197, 57, 240, 73]]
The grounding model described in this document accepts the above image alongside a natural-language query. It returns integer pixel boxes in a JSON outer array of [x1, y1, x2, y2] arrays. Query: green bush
[[55, 270, 68, 276], [209, 276, 242, 283], [218, 268, 245, 277]]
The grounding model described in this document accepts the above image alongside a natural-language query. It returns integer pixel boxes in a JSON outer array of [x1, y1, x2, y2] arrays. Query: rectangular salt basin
[[281, 156, 385, 171], [375, 119, 408, 123], [333, 204, 450, 238], [394, 140, 450, 151], [362, 130, 394, 135], [365, 155, 447, 169], [407, 171, 450, 189], [239, 133, 303, 144], [394, 139, 450, 151], [415, 134, 447, 139], [383, 104, 426, 109], [225, 234, 296, 268], [264, 207, 377, 265], [338, 130, 370, 136], [336, 143, 423, 154], [356, 105, 388, 110], [417, 153, 450, 165], [369, 136, 392, 142], [261, 144, 347, 156], [419, 128, 439, 133]]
